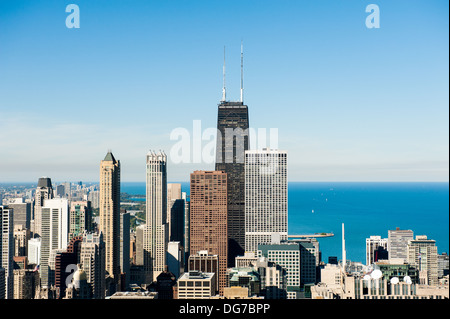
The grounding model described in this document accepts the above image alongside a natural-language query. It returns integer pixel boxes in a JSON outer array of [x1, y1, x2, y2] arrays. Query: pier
[[288, 233, 334, 239]]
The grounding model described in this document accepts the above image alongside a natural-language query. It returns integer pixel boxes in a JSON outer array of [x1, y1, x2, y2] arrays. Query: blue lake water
[[121, 181, 449, 264]]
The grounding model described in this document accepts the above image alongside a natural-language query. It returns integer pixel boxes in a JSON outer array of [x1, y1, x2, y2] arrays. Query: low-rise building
[[176, 271, 216, 299]]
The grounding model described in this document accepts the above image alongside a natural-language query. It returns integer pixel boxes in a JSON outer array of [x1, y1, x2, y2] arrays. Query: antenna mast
[[342, 223, 346, 271], [240, 40, 244, 103], [222, 46, 226, 102]]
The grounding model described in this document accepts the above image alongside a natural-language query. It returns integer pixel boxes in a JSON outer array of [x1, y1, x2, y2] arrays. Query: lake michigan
[[122, 181, 449, 265]]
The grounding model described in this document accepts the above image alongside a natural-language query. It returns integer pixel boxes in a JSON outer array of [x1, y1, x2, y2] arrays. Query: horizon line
[[1, 180, 449, 185]]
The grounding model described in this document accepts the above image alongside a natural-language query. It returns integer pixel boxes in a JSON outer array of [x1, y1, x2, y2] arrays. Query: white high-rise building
[[167, 241, 184, 279], [407, 235, 438, 286], [28, 237, 41, 265], [39, 198, 69, 288], [0, 206, 14, 299], [388, 228, 414, 263], [144, 150, 168, 283], [258, 242, 300, 299], [366, 235, 388, 265], [245, 149, 288, 254]]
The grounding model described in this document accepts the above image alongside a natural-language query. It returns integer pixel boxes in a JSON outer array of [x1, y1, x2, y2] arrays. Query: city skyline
[[0, 1, 448, 305], [0, 0, 448, 183]]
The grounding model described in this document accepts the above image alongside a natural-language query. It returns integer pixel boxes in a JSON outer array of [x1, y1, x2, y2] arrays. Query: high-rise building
[[27, 237, 41, 266], [407, 235, 438, 286], [388, 228, 414, 263], [167, 183, 185, 243], [366, 235, 388, 265], [9, 198, 31, 230], [79, 231, 106, 299], [144, 150, 168, 283], [215, 46, 249, 265], [296, 238, 320, 287], [438, 253, 449, 278], [13, 268, 38, 299], [54, 236, 83, 299], [14, 225, 30, 257], [215, 100, 249, 265], [258, 242, 301, 299], [0, 206, 14, 299], [167, 241, 184, 279], [69, 201, 92, 240], [120, 210, 130, 289], [245, 149, 288, 254], [254, 256, 287, 299], [0, 268, 4, 299], [182, 192, 190, 267], [135, 224, 144, 266], [87, 190, 100, 209], [34, 177, 54, 236], [99, 151, 121, 291], [190, 170, 228, 295], [39, 198, 69, 289]]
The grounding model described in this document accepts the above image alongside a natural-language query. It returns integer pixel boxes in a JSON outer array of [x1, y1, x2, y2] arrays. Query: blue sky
[[0, 0, 448, 182]]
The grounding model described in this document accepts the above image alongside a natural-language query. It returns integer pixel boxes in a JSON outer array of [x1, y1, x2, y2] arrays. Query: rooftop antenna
[[342, 223, 347, 271], [222, 46, 226, 102], [240, 40, 244, 103]]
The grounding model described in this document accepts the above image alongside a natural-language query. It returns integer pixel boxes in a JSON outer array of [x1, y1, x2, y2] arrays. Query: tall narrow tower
[[144, 150, 168, 283], [190, 170, 228, 295], [99, 151, 121, 292], [0, 206, 14, 299], [33, 177, 54, 237], [342, 223, 346, 270], [215, 45, 249, 265]]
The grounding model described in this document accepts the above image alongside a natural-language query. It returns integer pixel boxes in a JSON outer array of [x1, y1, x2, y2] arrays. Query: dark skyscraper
[[215, 101, 249, 265], [215, 43, 249, 265]]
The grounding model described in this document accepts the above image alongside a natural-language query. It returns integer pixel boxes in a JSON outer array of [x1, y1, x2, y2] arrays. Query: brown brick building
[[189, 171, 227, 295]]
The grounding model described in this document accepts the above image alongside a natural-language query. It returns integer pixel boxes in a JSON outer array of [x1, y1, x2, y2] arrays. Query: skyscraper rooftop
[[103, 151, 117, 162], [37, 177, 52, 188]]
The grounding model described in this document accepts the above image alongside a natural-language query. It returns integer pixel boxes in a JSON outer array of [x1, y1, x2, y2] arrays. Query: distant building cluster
[[310, 228, 449, 300], [0, 73, 448, 301]]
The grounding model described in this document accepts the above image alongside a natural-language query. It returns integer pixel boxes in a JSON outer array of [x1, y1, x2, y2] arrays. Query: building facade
[[190, 171, 228, 295], [0, 206, 14, 299], [33, 177, 54, 236], [39, 198, 69, 289], [245, 149, 288, 254], [9, 198, 31, 230], [144, 150, 168, 283], [388, 228, 414, 263], [258, 242, 301, 299], [99, 151, 121, 291], [215, 101, 249, 265], [79, 231, 106, 299], [366, 235, 388, 265], [69, 201, 92, 240], [407, 235, 438, 286], [176, 271, 216, 299]]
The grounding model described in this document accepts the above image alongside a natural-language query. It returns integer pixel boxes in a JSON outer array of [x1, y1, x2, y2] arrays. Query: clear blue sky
[[0, 0, 448, 182]]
